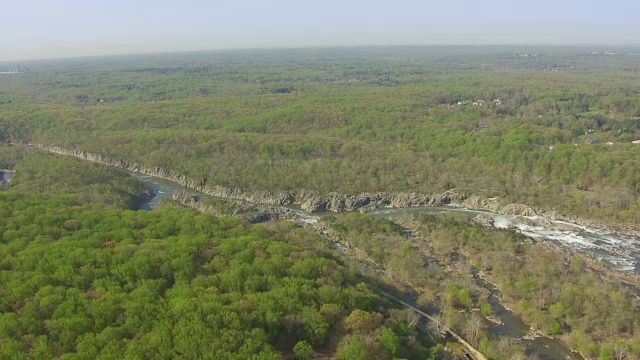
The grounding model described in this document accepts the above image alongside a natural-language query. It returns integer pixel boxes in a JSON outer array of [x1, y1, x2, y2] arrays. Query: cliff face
[[37, 145, 470, 213], [34, 145, 640, 235], [300, 192, 468, 212], [39, 145, 304, 205], [461, 196, 538, 216], [171, 191, 305, 224]]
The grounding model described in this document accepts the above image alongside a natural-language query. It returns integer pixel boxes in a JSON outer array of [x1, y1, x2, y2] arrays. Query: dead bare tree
[[464, 313, 485, 346]]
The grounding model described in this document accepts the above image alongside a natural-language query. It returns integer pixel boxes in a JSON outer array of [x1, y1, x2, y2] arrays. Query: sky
[[1, 0, 639, 61]]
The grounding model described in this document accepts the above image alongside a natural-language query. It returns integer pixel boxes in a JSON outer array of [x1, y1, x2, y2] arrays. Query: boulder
[[499, 204, 537, 216], [473, 214, 495, 227], [301, 197, 328, 212]]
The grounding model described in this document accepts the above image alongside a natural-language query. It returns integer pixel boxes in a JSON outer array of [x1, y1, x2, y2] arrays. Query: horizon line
[[2, 43, 639, 64]]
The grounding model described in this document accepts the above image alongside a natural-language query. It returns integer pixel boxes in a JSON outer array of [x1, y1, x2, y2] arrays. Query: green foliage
[[9, 153, 148, 209], [293, 340, 314, 360], [2, 47, 640, 225], [344, 310, 384, 334], [414, 212, 639, 356], [599, 346, 613, 360], [549, 320, 563, 335], [0, 144, 31, 169], [447, 284, 474, 309], [479, 300, 492, 316], [0, 189, 450, 358], [3, 46, 640, 358], [336, 335, 367, 360], [378, 327, 400, 355]]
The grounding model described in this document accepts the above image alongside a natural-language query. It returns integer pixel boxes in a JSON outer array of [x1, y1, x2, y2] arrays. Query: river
[[371, 206, 640, 274], [131, 172, 640, 276], [0, 170, 14, 189], [30, 143, 640, 275], [126, 170, 594, 359], [0, 170, 13, 182], [3, 165, 587, 359], [131, 172, 203, 210], [474, 273, 582, 360]]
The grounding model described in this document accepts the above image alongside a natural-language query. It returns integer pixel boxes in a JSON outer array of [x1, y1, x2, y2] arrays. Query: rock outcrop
[[512, 216, 583, 232], [473, 214, 495, 227], [171, 191, 303, 224], [462, 196, 538, 216], [33, 144, 640, 235], [37, 145, 470, 214], [498, 204, 538, 216], [39, 145, 305, 206], [300, 192, 468, 213]]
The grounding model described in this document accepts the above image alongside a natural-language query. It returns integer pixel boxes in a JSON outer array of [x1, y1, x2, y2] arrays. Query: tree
[[378, 327, 399, 355], [464, 313, 484, 346], [343, 310, 384, 334], [293, 340, 313, 360], [337, 335, 367, 360]]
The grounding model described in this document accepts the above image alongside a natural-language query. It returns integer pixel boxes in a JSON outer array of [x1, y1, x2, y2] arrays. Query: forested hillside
[[324, 212, 640, 359], [0, 153, 460, 359], [2, 46, 640, 359], [1, 47, 640, 226]]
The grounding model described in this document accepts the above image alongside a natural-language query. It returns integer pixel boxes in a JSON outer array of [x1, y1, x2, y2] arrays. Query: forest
[[1, 46, 640, 359], [1, 149, 637, 359], [0, 152, 463, 359], [1, 46, 640, 226], [324, 212, 640, 359]]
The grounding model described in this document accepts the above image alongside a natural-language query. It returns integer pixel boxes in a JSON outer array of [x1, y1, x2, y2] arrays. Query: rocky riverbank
[[34, 144, 640, 236], [300, 192, 467, 212], [171, 191, 305, 224], [36, 144, 470, 212], [461, 195, 640, 237]]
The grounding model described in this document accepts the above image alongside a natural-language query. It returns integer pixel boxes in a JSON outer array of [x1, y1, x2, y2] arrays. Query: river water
[[371, 206, 640, 274], [131, 173, 203, 210], [0, 170, 14, 189], [126, 172, 596, 359], [474, 274, 582, 360], [130, 169, 640, 275], [1, 170, 13, 182], [9, 159, 640, 278]]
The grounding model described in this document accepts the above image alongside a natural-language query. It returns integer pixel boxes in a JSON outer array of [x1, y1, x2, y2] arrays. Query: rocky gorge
[[170, 191, 305, 224], [35, 144, 640, 237], [17, 144, 639, 359], [37, 145, 472, 211]]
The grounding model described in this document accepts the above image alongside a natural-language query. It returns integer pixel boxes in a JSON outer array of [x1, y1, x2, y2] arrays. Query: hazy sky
[[1, 0, 639, 61]]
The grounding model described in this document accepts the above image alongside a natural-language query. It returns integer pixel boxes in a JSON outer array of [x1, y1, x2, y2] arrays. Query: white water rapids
[[372, 206, 640, 273], [123, 170, 640, 274]]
